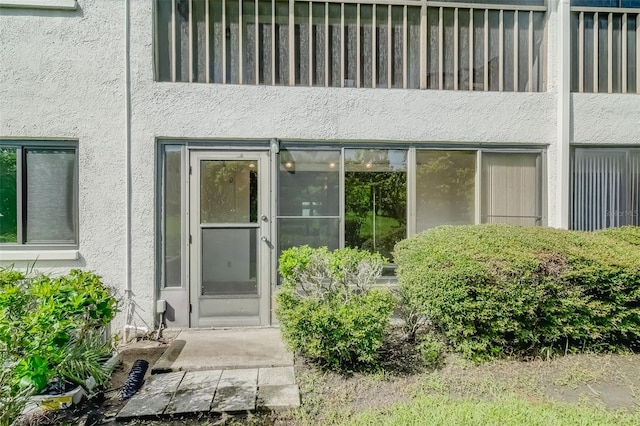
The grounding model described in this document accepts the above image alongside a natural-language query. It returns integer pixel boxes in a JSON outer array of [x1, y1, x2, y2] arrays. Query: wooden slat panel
[[171, 0, 177, 82], [578, 11, 583, 92], [223, 0, 227, 83], [622, 13, 627, 93], [438, 6, 443, 90], [256, 0, 260, 84], [373, 3, 377, 87], [593, 12, 598, 93], [272, 0, 276, 85], [206, 0, 211, 83], [420, 2, 426, 89], [454, 7, 458, 90], [239, 0, 243, 84], [499, 9, 503, 91], [469, 7, 473, 90], [388, 4, 392, 88], [341, 3, 345, 87], [513, 9, 518, 91], [484, 8, 488, 91], [403, 5, 408, 89], [528, 10, 533, 92], [607, 12, 612, 93], [289, 0, 295, 85], [189, 0, 193, 83], [358, 3, 362, 87], [309, 2, 313, 86], [326, 2, 330, 86]]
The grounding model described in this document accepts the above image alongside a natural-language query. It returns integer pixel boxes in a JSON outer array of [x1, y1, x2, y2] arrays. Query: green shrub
[[417, 334, 444, 368], [394, 225, 640, 360], [599, 225, 640, 247], [276, 246, 396, 369], [0, 268, 118, 392]]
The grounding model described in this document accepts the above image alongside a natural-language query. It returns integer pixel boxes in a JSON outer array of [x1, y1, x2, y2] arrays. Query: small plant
[[276, 246, 396, 370], [417, 334, 444, 368], [0, 267, 118, 425]]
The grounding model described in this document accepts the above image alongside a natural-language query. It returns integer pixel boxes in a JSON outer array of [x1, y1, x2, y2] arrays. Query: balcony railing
[[570, 5, 640, 93], [154, 0, 547, 91]]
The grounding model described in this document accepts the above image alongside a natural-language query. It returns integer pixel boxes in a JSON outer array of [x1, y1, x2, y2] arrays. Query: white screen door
[[189, 151, 271, 327]]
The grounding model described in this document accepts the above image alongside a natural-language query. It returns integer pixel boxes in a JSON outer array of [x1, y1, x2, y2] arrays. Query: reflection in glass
[[201, 228, 257, 296], [0, 147, 17, 243], [278, 218, 340, 255], [278, 150, 340, 216], [416, 151, 476, 231], [345, 149, 407, 260], [163, 146, 182, 287], [200, 160, 258, 223], [26, 149, 76, 243]]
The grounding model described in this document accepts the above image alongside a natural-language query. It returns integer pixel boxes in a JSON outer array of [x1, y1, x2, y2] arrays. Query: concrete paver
[[211, 368, 259, 412], [165, 370, 222, 415], [257, 384, 301, 409], [211, 385, 258, 412], [258, 366, 296, 386], [116, 371, 185, 420]]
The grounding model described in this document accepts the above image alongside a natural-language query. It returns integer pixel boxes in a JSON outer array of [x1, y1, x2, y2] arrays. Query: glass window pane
[[202, 228, 257, 295], [345, 149, 406, 260], [163, 146, 182, 288], [200, 160, 258, 223], [26, 149, 76, 243], [482, 152, 541, 226], [416, 151, 476, 231], [0, 147, 17, 243], [277, 217, 340, 255], [278, 150, 340, 217]]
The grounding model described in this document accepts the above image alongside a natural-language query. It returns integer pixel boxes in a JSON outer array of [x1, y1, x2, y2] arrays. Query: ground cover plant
[[0, 268, 118, 424], [276, 246, 396, 370], [395, 224, 640, 361]]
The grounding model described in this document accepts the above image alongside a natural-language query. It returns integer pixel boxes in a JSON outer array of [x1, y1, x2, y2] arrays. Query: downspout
[[557, 0, 571, 229], [124, 0, 133, 322]]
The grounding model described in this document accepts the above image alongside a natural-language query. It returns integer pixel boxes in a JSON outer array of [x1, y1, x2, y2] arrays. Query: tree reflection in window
[[345, 149, 407, 260]]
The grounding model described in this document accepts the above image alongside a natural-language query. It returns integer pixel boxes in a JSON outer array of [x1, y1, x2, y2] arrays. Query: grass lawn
[[348, 394, 640, 426], [288, 341, 640, 426]]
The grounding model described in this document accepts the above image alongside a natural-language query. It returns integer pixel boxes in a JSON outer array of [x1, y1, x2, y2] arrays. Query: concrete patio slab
[[257, 384, 300, 409], [164, 370, 222, 415], [159, 328, 293, 371], [258, 366, 296, 386], [116, 371, 185, 420], [211, 385, 257, 412]]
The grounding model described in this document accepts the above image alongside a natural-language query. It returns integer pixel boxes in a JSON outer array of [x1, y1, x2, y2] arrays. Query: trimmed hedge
[[394, 225, 640, 360]]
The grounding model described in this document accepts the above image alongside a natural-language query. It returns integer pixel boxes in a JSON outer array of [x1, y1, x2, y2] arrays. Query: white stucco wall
[[572, 94, 640, 144], [0, 1, 130, 332], [1, 0, 639, 331]]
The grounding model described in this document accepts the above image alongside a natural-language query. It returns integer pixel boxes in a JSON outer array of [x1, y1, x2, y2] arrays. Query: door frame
[[188, 149, 272, 327]]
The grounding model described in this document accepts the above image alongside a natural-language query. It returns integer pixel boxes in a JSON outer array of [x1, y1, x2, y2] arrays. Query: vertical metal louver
[[571, 148, 640, 230]]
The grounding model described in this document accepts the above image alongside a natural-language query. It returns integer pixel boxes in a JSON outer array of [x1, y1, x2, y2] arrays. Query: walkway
[[116, 328, 299, 420]]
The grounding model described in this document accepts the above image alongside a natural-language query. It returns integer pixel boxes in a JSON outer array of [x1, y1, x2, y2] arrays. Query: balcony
[[154, 0, 547, 91]]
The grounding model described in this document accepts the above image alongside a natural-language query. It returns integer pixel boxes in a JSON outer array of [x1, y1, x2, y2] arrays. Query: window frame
[[0, 140, 79, 250]]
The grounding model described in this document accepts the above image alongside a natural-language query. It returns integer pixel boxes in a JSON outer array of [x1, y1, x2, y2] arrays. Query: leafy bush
[[276, 246, 396, 369], [417, 334, 444, 368], [0, 268, 118, 392], [394, 225, 640, 360]]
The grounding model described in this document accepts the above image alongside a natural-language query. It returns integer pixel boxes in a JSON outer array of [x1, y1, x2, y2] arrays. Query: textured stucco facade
[[1, 0, 639, 332]]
